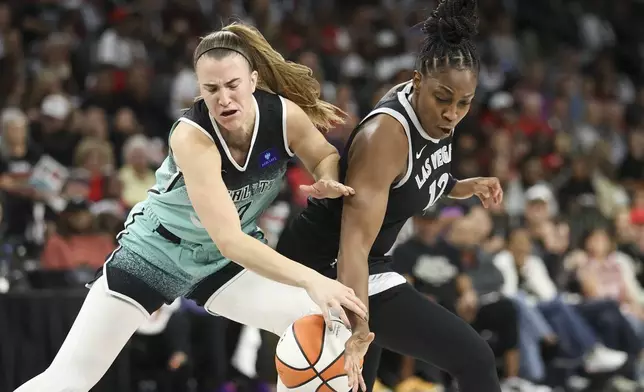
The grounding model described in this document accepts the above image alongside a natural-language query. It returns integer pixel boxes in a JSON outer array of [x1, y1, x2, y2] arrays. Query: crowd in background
[[1, 0, 644, 391]]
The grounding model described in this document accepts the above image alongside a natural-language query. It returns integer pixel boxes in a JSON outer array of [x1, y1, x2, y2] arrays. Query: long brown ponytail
[[193, 22, 345, 131]]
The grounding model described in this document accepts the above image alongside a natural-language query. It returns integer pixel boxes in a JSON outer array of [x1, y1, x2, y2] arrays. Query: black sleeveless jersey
[[276, 81, 456, 273], [148, 89, 293, 240]]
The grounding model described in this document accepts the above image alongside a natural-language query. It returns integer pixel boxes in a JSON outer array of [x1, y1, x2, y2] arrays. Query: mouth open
[[438, 126, 453, 135], [221, 109, 238, 118]]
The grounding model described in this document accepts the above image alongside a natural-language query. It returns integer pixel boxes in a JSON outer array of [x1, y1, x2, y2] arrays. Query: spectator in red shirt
[[41, 198, 114, 270]]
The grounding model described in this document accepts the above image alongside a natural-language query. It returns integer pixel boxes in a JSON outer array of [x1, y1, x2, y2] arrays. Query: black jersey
[[277, 81, 456, 273], [148, 89, 294, 242]]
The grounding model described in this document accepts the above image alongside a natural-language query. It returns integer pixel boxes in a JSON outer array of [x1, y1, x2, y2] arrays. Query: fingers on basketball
[[276, 314, 363, 392]]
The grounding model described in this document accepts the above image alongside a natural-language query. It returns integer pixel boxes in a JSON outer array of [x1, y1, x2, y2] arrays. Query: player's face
[[196, 53, 258, 131], [413, 68, 477, 140]]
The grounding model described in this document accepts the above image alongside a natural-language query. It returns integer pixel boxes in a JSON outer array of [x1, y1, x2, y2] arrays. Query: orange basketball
[[275, 314, 361, 392]]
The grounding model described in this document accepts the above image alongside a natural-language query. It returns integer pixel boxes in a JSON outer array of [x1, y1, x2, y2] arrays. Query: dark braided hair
[[418, 0, 480, 75]]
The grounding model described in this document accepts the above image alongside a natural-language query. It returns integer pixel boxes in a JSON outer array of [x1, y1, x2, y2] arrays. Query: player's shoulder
[[179, 98, 209, 122], [358, 111, 407, 148], [348, 114, 408, 175]]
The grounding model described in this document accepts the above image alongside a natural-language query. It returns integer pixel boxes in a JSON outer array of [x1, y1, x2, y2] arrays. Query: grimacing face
[[412, 68, 477, 140], [195, 53, 258, 132]]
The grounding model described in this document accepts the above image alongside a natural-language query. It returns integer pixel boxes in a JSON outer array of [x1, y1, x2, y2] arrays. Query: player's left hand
[[345, 328, 375, 392], [299, 179, 355, 199], [470, 177, 503, 208]]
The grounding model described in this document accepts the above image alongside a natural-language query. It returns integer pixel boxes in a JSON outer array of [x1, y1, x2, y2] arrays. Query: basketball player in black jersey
[[276, 0, 503, 391]]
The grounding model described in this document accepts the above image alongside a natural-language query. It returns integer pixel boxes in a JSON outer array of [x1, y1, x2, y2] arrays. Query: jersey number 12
[[423, 173, 449, 210]]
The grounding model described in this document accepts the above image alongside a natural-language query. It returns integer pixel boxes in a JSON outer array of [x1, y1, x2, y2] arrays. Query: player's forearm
[[448, 177, 476, 199], [337, 199, 376, 332], [310, 152, 340, 182], [337, 248, 370, 331], [219, 232, 318, 289]]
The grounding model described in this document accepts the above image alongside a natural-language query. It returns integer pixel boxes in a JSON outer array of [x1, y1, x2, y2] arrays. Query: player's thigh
[[190, 264, 320, 335], [189, 264, 407, 336], [369, 283, 494, 371]]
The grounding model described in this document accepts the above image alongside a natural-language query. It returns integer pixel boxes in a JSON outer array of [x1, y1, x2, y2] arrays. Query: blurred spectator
[[0, 24, 26, 109], [31, 93, 80, 167], [393, 211, 548, 391], [558, 155, 597, 216], [118, 134, 155, 209], [574, 227, 644, 339], [95, 8, 147, 69], [40, 198, 114, 270], [0, 108, 42, 239], [495, 228, 630, 376], [73, 137, 114, 202], [618, 129, 644, 189]]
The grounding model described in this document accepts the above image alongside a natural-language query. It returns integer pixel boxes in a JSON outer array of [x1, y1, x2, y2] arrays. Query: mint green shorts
[[94, 202, 262, 314]]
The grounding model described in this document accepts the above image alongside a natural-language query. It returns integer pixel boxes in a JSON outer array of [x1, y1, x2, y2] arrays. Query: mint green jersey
[[145, 90, 294, 248]]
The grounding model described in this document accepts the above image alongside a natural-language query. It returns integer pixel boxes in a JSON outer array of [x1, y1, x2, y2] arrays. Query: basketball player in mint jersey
[[276, 1, 505, 391], [14, 23, 368, 392]]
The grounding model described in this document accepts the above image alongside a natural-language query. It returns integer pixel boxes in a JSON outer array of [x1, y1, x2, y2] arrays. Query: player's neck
[[220, 109, 256, 150]]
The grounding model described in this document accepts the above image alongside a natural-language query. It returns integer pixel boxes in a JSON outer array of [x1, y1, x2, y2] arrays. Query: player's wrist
[[451, 178, 476, 198], [298, 269, 324, 291], [350, 318, 371, 334]]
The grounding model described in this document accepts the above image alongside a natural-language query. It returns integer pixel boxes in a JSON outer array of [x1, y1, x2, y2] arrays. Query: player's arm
[[171, 123, 349, 293], [337, 115, 409, 331], [284, 98, 342, 182], [448, 176, 503, 207]]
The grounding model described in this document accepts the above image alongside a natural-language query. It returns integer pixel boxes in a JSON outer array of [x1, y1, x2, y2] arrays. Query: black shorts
[[89, 246, 245, 315]]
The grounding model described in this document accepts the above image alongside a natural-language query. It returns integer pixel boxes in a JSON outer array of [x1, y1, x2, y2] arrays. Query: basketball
[[275, 314, 359, 391]]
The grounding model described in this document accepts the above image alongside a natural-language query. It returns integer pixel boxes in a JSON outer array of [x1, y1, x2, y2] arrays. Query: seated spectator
[[574, 227, 644, 340], [0, 108, 43, 240], [73, 137, 115, 202], [522, 184, 570, 284], [495, 228, 629, 376], [118, 134, 155, 209], [40, 198, 114, 270], [613, 207, 644, 285], [394, 210, 549, 391]]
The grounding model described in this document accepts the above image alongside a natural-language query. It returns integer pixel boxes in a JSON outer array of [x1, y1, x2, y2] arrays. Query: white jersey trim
[[178, 117, 215, 142], [398, 82, 441, 143], [86, 205, 151, 317], [357, 107, 413, 189], [278, 96, 295, 157], [209, 95, 261, 172], [101, 246, 150, 317]]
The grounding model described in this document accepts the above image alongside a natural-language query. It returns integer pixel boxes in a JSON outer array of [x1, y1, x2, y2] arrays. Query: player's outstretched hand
[[304, 275, 368, 330], [345, 328, 375, 392], [471, 177, 503, 208], [299, 179, 355, 199]]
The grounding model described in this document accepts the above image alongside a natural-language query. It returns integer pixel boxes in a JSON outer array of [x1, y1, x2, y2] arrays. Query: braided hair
[[418, 0, 480, 75]]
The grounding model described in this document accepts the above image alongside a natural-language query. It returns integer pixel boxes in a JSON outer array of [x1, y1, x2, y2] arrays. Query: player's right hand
[[304, 275, 369, 330], [345, 327, 375, 392]]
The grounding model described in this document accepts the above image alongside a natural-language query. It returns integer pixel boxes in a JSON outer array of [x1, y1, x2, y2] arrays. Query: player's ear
[[250, 70, 258, 92], [413, 70, 422, 91]]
